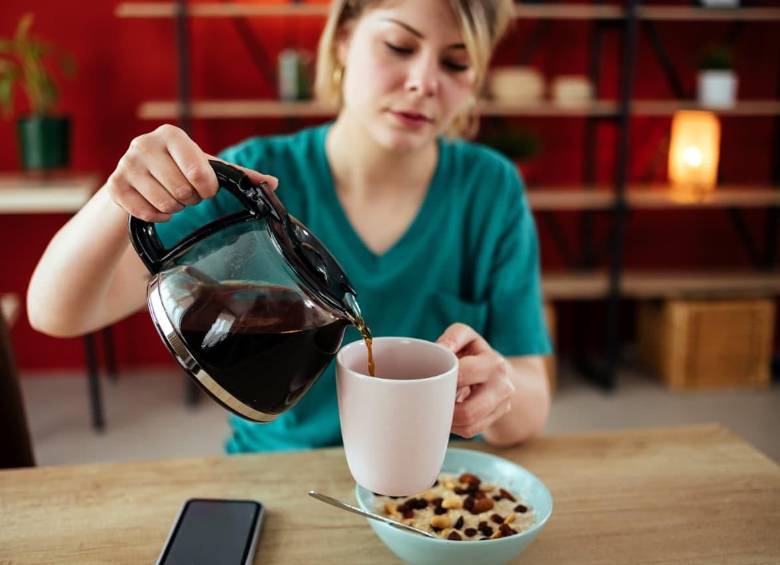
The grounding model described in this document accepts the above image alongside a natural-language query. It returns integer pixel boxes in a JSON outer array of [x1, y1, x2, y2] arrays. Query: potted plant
[[0, 14, 76, 170], [697, 44, 737, 109], [479, 125, 542, 183]]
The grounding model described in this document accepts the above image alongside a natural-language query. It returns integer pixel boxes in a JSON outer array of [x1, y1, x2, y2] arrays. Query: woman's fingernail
[[503, 376, 516, 396]]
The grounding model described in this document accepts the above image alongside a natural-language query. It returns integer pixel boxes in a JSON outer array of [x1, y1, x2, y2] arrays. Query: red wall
[[1, 1, 778, 371]]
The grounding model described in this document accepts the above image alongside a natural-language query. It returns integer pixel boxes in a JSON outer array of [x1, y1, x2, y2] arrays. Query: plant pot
[[697, 71, 738, 109], [16, 115, 71, 170]]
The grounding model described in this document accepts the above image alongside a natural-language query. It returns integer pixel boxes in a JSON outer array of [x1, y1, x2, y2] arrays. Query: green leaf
[[16, 13, 33, 41], [0, 75, 14, 116], [1, 12, 75, 117]]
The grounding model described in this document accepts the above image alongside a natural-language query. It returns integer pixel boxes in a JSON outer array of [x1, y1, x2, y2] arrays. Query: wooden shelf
[[639, 6, 780, 22], [543, 271, 780, 300], [0, 173, 99, 213], [139, 99, 337, 119], [529, 189, 614, 210], [626, 186, 780, 208], [621, 271, 780, 299], [481, 100, 619, 117], [116, 3, 780, 22], [116, 2, 331, 17], [544, 271, 611, 300], [515, 4, 623, 20], [528, 185, 780, 210], [138, 98, 780, 120], [632, 100, 780, 116], [139, 99, 624, 119]]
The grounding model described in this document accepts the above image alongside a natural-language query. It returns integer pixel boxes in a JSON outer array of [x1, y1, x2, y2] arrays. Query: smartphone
[[157, 498, 265, 565]]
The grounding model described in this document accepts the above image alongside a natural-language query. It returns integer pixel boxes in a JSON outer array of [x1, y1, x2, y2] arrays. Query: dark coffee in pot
[[178, 282, 349, 415]]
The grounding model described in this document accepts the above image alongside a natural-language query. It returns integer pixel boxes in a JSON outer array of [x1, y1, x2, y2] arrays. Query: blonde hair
[[314, 0, 514, 138]]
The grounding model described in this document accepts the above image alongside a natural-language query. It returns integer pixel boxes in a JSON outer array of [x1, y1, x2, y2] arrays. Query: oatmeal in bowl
[[376, 472, 534, 540], [354, 448, 553, 565]]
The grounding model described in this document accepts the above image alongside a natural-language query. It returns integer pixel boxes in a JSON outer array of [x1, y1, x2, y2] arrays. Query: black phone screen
[[158, 499, 263, 565]]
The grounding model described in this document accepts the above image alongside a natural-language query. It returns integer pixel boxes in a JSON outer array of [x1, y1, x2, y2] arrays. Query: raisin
[[447, 531, 462, 541], [431, 497, 443, 508], [454, 516, 464, 530], [431, 526, 442, 533], [413, 498, 428, 510], [479, 525, 494, 536], [402, 508, 415, 519], [513, 504, 528, 513], [490, 513, 504, 524], [492, 494, 502, 501], [499, 488, 516, 502], [463, 495, 475, 511], [499, 524, 516, 537], [434, 506, 447, 515], [459, 473, 481, 486], [464, 528, 477, 537]]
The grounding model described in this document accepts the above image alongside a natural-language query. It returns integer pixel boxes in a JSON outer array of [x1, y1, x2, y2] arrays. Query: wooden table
[[0, 424, 777, 564]]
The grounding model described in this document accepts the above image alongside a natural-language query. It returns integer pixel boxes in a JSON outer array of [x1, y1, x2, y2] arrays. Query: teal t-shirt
[[156, 123, 551, 453]]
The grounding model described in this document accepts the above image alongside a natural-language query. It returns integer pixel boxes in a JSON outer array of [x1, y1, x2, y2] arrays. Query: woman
[[28, 0, 551, 452]]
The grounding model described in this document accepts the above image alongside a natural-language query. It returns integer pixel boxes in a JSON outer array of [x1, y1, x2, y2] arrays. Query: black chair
[[0, 294, 35, 468]]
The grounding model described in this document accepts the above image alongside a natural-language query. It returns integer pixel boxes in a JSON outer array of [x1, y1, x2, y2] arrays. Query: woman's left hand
[[436, 323, 517, 438]]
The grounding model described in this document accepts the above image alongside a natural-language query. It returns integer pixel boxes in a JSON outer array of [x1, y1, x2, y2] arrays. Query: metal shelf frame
[[127, 0, 780, 391]]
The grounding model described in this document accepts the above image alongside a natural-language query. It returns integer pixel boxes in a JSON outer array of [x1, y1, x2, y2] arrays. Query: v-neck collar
[[314, 123, 447, 270]]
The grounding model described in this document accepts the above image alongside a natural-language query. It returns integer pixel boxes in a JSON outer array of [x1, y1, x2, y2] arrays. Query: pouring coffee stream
[[129, 160, 376, 423]]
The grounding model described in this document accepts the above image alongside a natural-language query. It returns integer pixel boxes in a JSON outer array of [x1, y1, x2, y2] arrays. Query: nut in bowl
[[354, 448, 553, 565]]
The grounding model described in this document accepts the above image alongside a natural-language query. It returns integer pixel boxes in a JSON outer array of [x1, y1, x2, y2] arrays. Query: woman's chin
[[373, 124, 436, 153]]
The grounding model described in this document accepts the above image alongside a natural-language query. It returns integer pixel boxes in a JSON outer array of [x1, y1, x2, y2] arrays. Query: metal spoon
[[308, 490, 437, 539]]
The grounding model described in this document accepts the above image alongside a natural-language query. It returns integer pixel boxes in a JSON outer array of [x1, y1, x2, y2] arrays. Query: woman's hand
[[107, 124, 278, 222], [437, 323, 517, 438]]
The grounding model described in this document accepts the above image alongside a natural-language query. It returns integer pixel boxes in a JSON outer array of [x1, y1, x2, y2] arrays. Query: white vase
[[697, 70, 738, 109], [699, 0, 739, 7]]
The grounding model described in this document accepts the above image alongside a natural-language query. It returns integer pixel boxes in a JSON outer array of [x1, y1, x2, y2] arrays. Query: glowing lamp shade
[[668, 110, 721, 192]]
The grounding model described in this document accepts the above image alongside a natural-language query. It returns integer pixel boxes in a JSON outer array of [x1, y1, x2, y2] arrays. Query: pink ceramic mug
[[336, 337, 458, 496]]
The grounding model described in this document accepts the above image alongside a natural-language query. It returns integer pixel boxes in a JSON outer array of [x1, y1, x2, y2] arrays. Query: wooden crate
[[637, 298, 775, 390], [544, 303, 556, 393]]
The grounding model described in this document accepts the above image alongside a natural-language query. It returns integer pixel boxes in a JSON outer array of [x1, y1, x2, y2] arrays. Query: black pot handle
[[129, 160, 278, 274]]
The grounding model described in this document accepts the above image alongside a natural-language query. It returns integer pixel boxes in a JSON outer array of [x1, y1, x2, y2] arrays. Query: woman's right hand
[[107, 124, 278, 222]]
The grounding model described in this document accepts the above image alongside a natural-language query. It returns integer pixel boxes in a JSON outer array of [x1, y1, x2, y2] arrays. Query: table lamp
[[668, 110, 721, 199]]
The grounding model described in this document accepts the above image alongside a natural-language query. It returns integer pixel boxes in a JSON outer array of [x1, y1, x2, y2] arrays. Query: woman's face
[[338, 0, 478, 152]]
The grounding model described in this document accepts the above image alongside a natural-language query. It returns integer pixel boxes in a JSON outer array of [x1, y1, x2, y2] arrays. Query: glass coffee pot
[[129, 160, 363, 422]]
